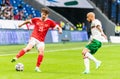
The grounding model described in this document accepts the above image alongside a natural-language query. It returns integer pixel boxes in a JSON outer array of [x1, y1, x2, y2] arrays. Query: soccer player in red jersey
[[11, 8, 62, 72]]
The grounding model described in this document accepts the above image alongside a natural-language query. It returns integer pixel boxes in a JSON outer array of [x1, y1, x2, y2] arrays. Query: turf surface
[[0, 42, 120, 79]]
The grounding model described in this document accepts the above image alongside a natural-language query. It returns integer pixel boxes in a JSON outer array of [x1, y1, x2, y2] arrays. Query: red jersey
[[30, 17, 56, 42]]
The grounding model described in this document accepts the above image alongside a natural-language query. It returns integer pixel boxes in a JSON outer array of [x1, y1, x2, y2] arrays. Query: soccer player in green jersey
[[82, 12, 107, 74]]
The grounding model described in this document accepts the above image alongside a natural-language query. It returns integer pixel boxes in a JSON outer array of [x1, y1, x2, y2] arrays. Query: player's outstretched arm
[[53, 24, 62, 34], [18, 20, 31, 28], [56, 25, 62, 34], [97, 25, 107, 39]]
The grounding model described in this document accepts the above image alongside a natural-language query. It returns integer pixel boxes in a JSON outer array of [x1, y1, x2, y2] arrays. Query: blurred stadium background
[[0, 0, 120, 45]]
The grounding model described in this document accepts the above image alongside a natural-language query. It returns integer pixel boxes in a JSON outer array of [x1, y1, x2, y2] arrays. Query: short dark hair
[[41, 8, 49, 14]]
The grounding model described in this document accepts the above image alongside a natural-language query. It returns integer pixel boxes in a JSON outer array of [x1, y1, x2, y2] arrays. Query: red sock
[[36, 54, 43, 67], [16, 49, 26, 58]]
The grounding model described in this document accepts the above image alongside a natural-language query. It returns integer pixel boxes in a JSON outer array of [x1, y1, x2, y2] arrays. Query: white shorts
[[29, 37, 45, 49]]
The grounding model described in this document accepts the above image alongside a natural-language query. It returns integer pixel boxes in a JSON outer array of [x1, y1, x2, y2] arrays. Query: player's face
[[41, 12, 48, 21], [87, 15, 92, 23]]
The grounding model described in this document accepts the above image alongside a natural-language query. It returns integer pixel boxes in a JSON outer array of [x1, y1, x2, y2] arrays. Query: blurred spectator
[[2, 0, 11, 6], [70, 26, 74, 31], [115, 23, 120, 36], [1, 4, 6, 11], [60, 21, 65, 30], [76, 22, 82, 31], [18, 4, 23, 11], [0, 0, 40, 20], [14, 10, 25, 20], [3, 12, 9, 19], [27, 14, 33, 20], [82, 22, 87, 31], [14, 12, 19, 20], [65, 22, 70, 30], [0, 4, 13, 19]]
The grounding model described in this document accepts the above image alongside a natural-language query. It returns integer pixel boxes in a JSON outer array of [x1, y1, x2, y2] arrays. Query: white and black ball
[[15, 63, 24, 71]]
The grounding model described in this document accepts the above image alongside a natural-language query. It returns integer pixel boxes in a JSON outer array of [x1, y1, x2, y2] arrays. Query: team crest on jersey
[[36, 22, 41, 26], [45, 24, 49, 27]]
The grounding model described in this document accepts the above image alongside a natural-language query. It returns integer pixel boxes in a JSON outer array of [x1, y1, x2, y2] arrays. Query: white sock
[[86, 52, 99, 63], [84, 58, 90, 71], [14, 57, 18, 60], [35, 67, 39, 69]]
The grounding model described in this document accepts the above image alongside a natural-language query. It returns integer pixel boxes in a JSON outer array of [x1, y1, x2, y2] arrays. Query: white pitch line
[[0, 47, 84, 56], [0, 44, 119, 56]]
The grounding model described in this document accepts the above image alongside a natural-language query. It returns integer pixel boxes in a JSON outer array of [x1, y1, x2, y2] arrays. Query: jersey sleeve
[[31, 18, 35, 23], [94, 20, 102, 27], [50, 20, 56, 28], [31, 17, 40, 24]]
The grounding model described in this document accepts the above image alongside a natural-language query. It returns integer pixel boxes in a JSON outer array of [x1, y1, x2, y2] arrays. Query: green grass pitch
[[0, 42, 120, 79]]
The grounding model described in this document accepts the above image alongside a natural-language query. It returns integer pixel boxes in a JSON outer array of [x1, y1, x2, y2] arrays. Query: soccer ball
[[15, 63, 24, 71]]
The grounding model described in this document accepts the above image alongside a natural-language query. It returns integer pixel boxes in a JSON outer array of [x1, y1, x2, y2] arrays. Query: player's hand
[[58, 26, 62, 34], [18, 24, 24, 28], [18, 24, 22, 28], [101, 34, 107, 39], [59, 30, 62, 34], [59, 29, 62, 34]]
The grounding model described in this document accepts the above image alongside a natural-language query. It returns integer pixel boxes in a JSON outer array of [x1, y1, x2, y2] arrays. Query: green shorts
[[86, 39, 102, 54]]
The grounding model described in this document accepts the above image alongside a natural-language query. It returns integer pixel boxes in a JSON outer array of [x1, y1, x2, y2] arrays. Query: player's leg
[[82, 48, 90, 74], [11, 43, 34, 62], [85, 39, 102, 69], [11, 38, 35, 62], [85, 52, 101, 69], [35, 42, 45, 72]]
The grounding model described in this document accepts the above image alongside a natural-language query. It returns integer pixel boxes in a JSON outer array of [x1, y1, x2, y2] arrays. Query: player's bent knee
[[39, 53, 44, 56], [25, 49, 31, 52], [82, 52, 88, 59], [82, 50, 87, 55], [38, 51, 44, 55]]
